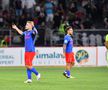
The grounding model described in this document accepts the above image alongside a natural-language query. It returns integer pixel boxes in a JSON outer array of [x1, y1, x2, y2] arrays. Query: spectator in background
[[38, 12, 45, 27], [45, 0, 54, 23], [19, 14, 27, 28], [89, 33, 96, 46], [74, 32, 80, 46], [0, 11, 4, 27], [2, 9, 10, 28], [0, 39, 7, 47], [14, 0, 22, 17], [95, 34, 102, 46], [82, 0, 89, 6], [69, 2, 78, 13], [102, 0, 108, 18], [12, 34, 22, 44], [104, 17, 108, 29], [4, 35, 11, 46], [0, 0, 2, 9], [21, 0, 36, 9], [81, 33, 89, 46], [58, 20, 69, 35], [2, 0, 9, 10], [53, 11, 62, 29], [83, 0, 93, 18], [44, 0, 55, 45], [76, 10, 86, 19], [18, 13, 33, 29], [25, 13, 33, 21], [35, 3, 41, 16], [58, 0, 66, 11], [0, 35, 10, 47], [81, 18, 93, 29], [21, 0, 36, 17], [72, 16, 82, 29], [57, 2, 65, 15]]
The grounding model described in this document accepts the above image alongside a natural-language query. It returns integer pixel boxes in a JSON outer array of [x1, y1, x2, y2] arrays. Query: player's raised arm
[[30, 21, 38, 34], [12, 24, 23, 35]]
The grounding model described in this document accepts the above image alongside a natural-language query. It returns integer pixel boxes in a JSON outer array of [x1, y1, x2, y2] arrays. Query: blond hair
[[27, 21, 33, 24]]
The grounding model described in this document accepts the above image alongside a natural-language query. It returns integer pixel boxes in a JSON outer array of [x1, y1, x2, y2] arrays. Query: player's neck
[[27, 28, 32, 31], [67, 34, 71, 36]]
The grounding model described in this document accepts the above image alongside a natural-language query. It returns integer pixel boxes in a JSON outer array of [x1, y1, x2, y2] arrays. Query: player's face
[[25, 22, 32, 30], [68, 28, 73, 35]]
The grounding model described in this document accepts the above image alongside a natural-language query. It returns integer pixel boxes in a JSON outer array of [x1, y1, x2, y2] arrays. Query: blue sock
[[27, 69, 32, 79], [66, 70, 70, 76], [31, 67, 38, 76]]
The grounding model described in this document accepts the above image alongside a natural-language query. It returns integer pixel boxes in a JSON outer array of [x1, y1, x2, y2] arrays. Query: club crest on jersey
[[25, 35, 30, 39]]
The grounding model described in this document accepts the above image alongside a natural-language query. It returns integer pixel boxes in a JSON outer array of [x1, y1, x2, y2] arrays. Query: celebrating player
[[63, 26, 75, 78], [12, 21, 41, 83]]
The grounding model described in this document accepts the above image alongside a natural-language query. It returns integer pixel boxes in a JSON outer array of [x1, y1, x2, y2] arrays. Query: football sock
[[66, 70, 70, 76], [27, 69, 32, 79], [31, 67, 39, 76]]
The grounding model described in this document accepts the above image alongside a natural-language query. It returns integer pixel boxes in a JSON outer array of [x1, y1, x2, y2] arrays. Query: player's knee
[[71, 62, 75, 66], [25, 65, 28, 69], [66, 63, 71, 66]]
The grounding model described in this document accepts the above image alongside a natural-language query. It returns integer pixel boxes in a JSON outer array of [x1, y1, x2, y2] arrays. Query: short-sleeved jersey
[[105, 34, 108, 41], [64, 34, 73, 53], [45, 2, 53, 15], [22, 28, 37, 52]]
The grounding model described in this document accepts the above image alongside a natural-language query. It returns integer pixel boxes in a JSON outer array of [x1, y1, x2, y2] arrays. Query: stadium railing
[[0, 28, 108, 47]]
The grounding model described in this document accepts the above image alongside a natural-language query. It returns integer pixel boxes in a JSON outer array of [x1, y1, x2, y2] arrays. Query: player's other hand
[[12, 24, 18, 30]]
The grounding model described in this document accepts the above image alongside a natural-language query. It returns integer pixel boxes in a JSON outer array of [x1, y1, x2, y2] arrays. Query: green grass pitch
[[0, 67, 108, 90]]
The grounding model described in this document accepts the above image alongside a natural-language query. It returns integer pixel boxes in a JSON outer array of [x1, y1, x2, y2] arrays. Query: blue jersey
[[64, 34, 73, 53], [45, 2, 53, 15], [22, 28, 38, 52]]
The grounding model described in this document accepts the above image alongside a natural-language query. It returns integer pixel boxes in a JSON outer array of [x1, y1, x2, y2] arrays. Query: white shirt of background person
[[21, 0, 36, 9], [95, 34, 102, 46], [81, 33, 89, 46], [89, 34, 96, 46], [74, 33, 79, 46]]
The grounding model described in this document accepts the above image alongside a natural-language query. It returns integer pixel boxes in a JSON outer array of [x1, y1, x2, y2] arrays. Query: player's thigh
[[29, 52, 35, 61]]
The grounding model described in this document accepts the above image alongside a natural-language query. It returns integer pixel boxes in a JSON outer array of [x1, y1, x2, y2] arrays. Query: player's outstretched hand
[[12, 24, 18, 30], [12, 24, 23, 35]]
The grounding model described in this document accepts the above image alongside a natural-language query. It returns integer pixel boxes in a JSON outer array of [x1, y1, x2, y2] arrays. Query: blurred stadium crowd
[[0, 0, 108, 47]]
